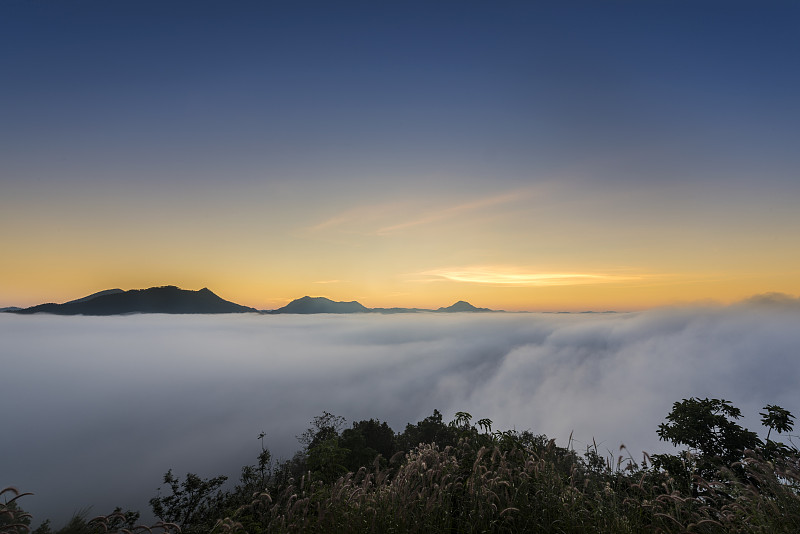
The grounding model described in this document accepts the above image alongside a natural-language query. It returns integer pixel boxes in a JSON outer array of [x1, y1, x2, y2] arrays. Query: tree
[[350, 419, 396, 461], [340, 419, 397, 471], [397, 409, 458, 451], [149, 469, 228, 532], [657, 398, 761, 465], [306, 437, 349, 482], [760, 404, 795, 441], [297, 411, 346, 450], [654, 398, 761, 494], [293, 412, 350, 483], [653, 398, 800, 495]]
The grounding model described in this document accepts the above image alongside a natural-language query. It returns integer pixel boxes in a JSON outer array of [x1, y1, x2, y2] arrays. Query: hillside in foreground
[[4, 398, 798, 534]]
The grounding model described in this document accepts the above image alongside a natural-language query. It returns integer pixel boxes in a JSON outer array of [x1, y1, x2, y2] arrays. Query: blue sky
[[2, 1, 799, 309]]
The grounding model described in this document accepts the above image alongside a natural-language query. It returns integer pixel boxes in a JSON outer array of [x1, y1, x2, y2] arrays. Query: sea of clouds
[[2, 295, 799, 526]]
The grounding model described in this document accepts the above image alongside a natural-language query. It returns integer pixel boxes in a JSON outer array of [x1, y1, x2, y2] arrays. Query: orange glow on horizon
[[2, 184, 799, 312], [4, 270, 797, 313]]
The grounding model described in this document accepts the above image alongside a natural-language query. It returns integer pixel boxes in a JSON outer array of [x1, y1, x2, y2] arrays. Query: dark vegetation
[[3, 399, 798, 533]]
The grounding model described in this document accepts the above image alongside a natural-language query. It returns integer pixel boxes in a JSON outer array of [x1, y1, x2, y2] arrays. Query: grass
[[4, 413, 799, 533], [212, 433, 800, 533]]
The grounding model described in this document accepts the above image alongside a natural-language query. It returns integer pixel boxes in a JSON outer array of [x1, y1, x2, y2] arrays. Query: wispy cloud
[[314, 279, 342, 284], [416, 266, 646, 286], [307, 189, 530, 236], [374, 191, 524, 235], [307, 202, 405, 233]]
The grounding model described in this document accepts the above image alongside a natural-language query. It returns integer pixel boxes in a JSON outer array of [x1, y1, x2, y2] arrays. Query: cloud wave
[[1, 297, 798, 526]]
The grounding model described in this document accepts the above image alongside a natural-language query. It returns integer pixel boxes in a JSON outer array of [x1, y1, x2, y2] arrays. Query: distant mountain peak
[[13, 286, 256, 315], [64, 288, 124, 305], [268, 296, 496, 314], [271, 296, 370, 314], [437, 301, 491, 312], [11, 287, 499, 316]]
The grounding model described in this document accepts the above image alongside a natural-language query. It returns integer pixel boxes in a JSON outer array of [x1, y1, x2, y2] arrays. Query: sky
[[3, 298, 800, 525], [2, 1, 799, 311]]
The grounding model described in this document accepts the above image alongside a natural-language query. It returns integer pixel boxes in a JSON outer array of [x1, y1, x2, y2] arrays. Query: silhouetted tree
[[761, 404, 795, 441], [297, 411, 346, 450], [149, 469, 227, 532], [340, 419, 397, 471], [397, 409, 458, 451], [657, 398, 761, 465], [652, 398, 797, 496]]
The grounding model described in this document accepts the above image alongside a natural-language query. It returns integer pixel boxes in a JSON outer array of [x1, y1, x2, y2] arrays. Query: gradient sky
[[2, 0, 799, 311]]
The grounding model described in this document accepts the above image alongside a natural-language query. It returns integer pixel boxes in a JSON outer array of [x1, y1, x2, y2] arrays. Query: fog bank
[[2, 298, 799, 526]]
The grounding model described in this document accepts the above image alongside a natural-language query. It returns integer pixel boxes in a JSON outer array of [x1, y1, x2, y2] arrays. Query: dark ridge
[[436, 300, 491, 313], [370, 307, 427, 314], [270, 296, 370, 314], [64, 288, 125, 305], [268, 297, 495, 314], [13, 286, 256, 315]]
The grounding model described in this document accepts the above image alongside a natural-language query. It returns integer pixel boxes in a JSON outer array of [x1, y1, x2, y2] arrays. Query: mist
[[2, 298, 799, 526]]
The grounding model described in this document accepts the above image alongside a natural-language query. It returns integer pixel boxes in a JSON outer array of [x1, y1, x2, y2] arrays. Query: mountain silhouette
[[436, 300, 491, 312], [10, 288, 496, 315], [270, 296, 370, 314], [13, 286, 256, 315], [269, 297, 494, 314], [370, 307, 427, 314], [64, 288, 124, 305]]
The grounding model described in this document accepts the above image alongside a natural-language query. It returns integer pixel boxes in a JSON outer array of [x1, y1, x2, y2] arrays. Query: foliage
[[297, 412, 346, 450], [149, 469, 228, 532], [1, 488, 32, 534], [761, 404, 795, 440], [0, 491, 174, 534], [212, 412, 800, 533], [340, 419, 397, 472], [7, 401, 800, 534], [396, 409, 458, 452], [653, 397, 766, 494], [657, 398, 761, 462], [240, 432, 274, 496]]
